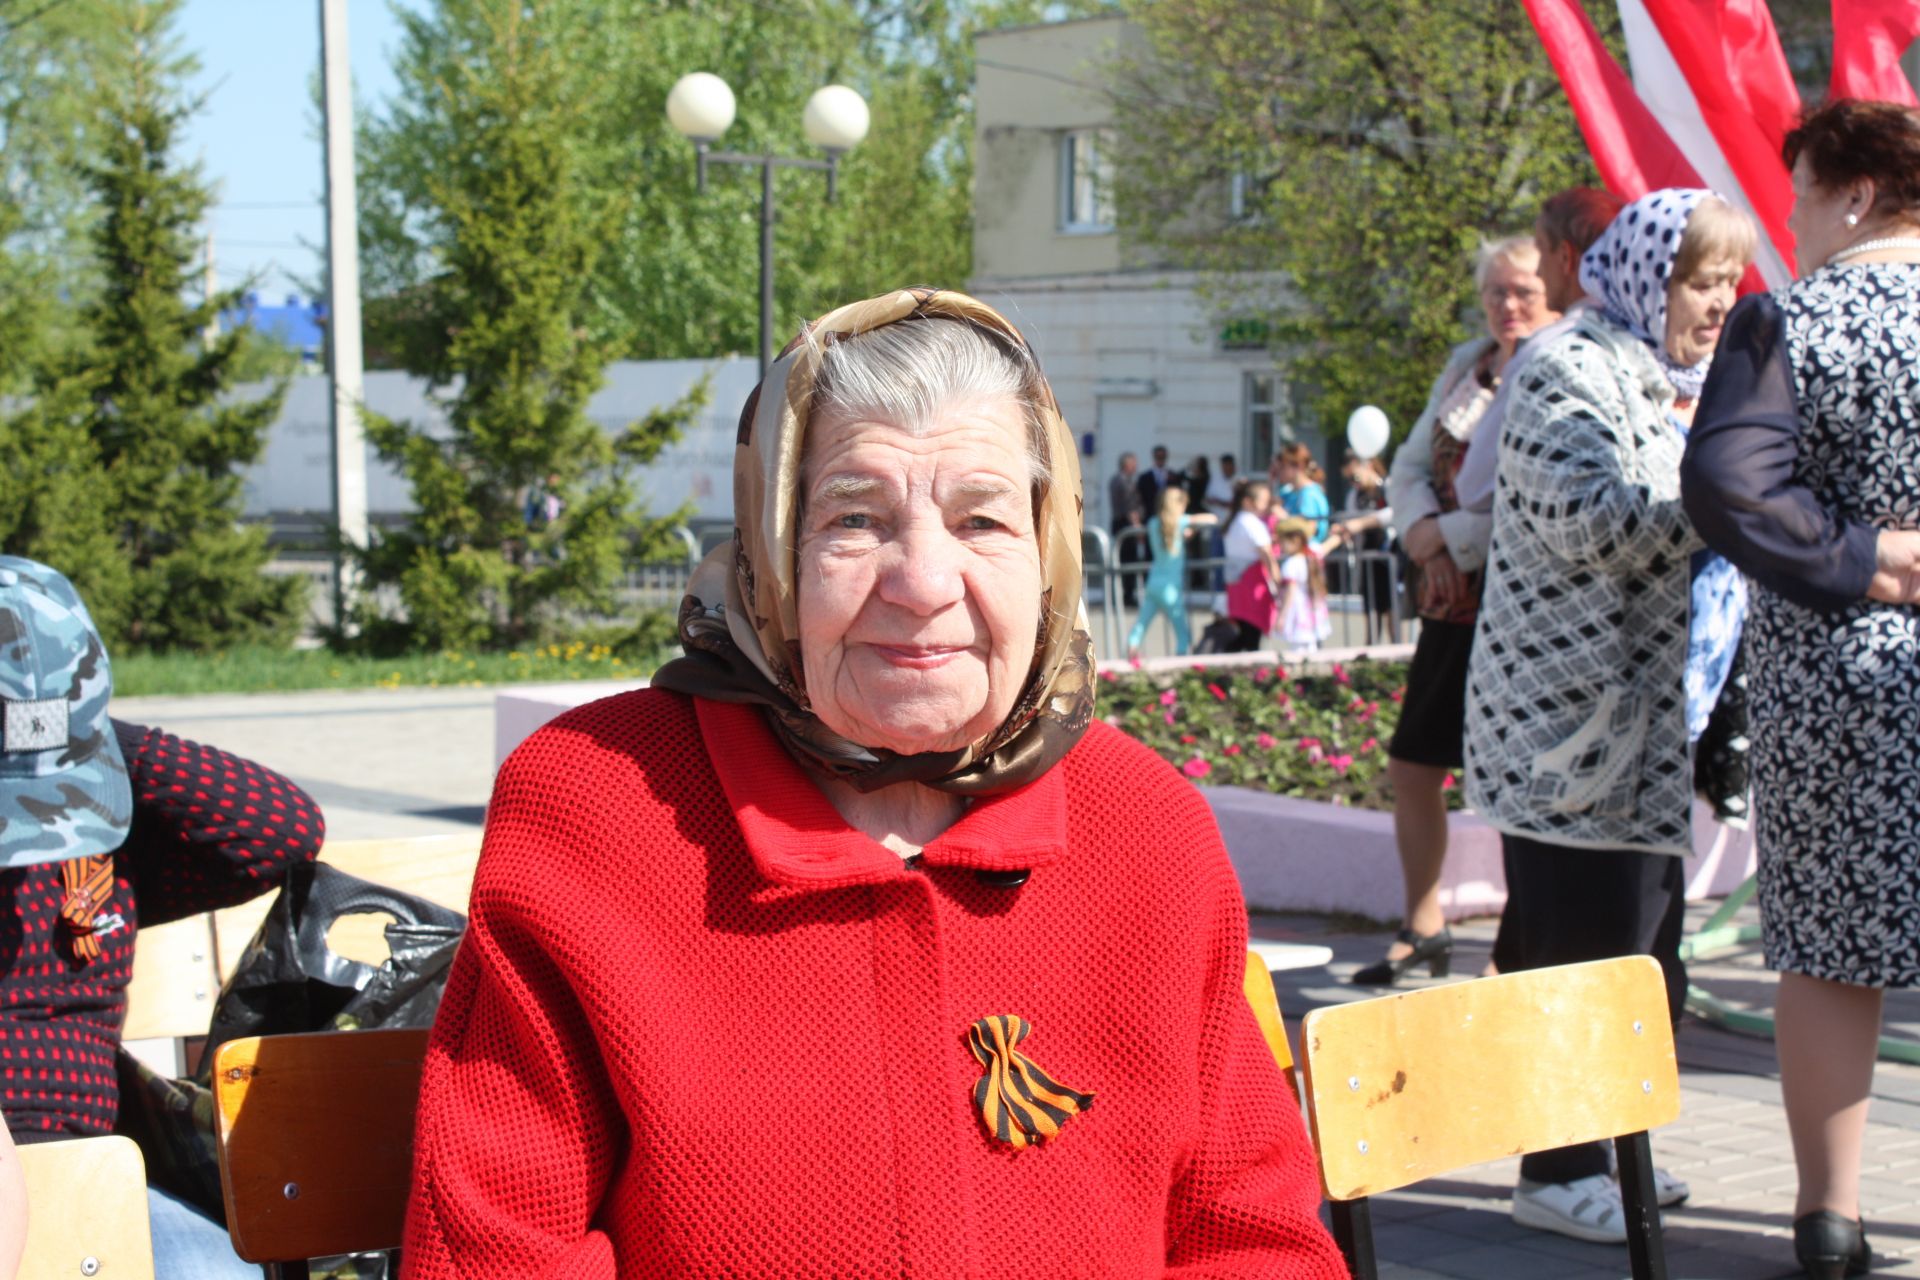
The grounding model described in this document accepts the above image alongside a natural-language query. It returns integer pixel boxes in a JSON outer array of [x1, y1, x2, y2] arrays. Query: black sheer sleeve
[[1683, 293, 1879, 611]]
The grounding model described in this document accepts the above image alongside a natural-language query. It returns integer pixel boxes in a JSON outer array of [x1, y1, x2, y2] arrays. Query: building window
[[1229, 171, 1252, 222], [1059, 128, 1114, 233], [1244, 371, 1281, 469]]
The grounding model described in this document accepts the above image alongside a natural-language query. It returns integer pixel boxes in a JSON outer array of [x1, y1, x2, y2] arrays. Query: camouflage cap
[[0, 556, 131, 867]]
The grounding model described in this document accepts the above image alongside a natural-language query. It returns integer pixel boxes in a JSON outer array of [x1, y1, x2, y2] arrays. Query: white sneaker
[[1646, 1165, 1689, 1208], [1604, 1146, 1690, 1207], [1512, 1173, 1629, 1244]]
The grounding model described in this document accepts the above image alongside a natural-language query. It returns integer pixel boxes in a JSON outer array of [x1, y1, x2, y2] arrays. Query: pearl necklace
[[1829, 236, 1920, 264]]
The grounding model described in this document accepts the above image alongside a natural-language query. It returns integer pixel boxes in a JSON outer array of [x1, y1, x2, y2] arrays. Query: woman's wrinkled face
[[1665, 257, 1743, 369], [795, 396, 1043, 757], [1479, 255, 1555, 352]]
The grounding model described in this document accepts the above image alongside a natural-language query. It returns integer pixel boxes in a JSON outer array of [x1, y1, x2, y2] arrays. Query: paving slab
[[1262, 900, 1920, 1277]]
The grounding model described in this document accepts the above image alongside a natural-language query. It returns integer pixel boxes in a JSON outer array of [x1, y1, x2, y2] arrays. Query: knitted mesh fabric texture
[[1, 721, 323, 1137], [401, 690, 1344, 1278]]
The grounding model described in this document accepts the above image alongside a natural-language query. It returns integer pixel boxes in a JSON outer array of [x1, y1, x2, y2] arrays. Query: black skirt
[[1386, 618, 1475, 770]]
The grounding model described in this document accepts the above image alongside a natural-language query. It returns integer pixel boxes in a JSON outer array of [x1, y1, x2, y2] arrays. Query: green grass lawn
[[113, 642, 656, 697]]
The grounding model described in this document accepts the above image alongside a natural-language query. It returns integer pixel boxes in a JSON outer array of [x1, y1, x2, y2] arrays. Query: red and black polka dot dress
[[1, 720, 322, 1138]]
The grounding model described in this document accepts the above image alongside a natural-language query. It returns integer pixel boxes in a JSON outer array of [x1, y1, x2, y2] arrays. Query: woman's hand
[[1868, 530, 1920, 604], [1402, 515, 1446, 564], [1420, 549, 1466, 614]]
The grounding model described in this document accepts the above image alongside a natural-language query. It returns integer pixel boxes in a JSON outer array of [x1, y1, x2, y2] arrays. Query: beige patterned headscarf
[[650, 287, 1096, 795]]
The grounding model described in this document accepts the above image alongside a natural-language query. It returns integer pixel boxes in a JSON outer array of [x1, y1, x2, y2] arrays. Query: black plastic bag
[[195, 859, 465, 1072], [116, 860, 466, 1238]]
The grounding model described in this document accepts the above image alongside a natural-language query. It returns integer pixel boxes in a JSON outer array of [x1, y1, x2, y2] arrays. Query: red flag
[[1523, 0, 1769, 292], [1523, 0, 1705, 195], [1831, 0, 1920, 105], [1632, 0, 1799, 276]]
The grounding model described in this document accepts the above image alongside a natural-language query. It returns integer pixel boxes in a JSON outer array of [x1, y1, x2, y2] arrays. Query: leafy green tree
[[0, 0, 119, 366], [68, 0, 300, 650], [1113, 0, 1602, 444], [358, 0, 1105, 365], [353, 0, 709, 652]]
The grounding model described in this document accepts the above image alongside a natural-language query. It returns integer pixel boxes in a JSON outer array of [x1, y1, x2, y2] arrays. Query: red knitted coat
[[400, 690, 1343, 1278]]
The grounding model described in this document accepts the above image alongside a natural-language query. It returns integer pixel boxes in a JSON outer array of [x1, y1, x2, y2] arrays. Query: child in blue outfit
[[1126, 488, 1217, 658]]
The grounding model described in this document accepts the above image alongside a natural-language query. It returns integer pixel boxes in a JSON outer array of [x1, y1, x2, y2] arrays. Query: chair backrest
[[17, 1135, 154, 1280], [124, 832, 484, 1043], [1242, 949, 1294, 1073], [1300, 956, 1680, 1278], [212, 1028, 430, 1266]]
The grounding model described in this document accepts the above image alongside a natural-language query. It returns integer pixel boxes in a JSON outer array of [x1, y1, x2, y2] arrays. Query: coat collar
[[695, 697, 1069, 890]]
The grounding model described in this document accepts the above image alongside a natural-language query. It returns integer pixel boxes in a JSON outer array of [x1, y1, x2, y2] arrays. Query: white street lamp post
[[667, 74, 870, 373]]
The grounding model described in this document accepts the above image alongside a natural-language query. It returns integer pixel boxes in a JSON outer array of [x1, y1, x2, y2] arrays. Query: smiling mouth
[[868, 644, 972, 669]]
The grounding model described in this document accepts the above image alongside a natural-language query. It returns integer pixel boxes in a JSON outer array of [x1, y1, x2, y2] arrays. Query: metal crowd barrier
[[1089, 520, 1409, 657]]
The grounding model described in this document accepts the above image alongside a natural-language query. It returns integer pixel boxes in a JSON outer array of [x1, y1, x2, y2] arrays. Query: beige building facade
[[969, 16, 1298, 531]]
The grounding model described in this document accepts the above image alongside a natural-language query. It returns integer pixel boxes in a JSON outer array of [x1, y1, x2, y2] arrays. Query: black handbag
[[115, 860, 466, 1257]]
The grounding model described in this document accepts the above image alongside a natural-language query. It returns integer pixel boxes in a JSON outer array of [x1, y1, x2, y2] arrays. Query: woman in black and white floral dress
[[1686, 100, 1920, 1280]]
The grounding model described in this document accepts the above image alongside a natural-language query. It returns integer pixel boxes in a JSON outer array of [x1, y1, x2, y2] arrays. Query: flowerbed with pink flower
[[1098, 657, 1463, 812]]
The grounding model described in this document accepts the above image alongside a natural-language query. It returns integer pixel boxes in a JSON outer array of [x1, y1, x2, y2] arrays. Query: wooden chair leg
[[263, 1261, 311, 1280], [1614, 1130, 1670, 1280], [1329, 1196, 1378, 1280]]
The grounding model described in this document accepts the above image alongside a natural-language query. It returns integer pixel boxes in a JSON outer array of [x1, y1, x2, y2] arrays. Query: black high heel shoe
[[1350, 927, 1452, 986], [1794, 1210, 1871, 1279]]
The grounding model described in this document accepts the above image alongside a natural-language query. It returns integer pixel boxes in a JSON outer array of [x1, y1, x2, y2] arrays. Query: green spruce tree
[[72, 0, 301, 650], [356, 0, 703, 653]]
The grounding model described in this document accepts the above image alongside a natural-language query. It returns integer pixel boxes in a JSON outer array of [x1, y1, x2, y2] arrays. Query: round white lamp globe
[[667, 72, 736, 142], [1346, 405, 1391, 460], [803, 85, 870, 151]]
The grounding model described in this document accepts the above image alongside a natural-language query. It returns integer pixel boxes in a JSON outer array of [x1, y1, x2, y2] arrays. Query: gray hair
[[1473, 234, 1542, 290], [807, 317, 1053, 491]]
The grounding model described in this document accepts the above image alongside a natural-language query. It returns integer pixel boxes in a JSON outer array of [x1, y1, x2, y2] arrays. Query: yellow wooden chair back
[[1300, 956, 1680, 1279], [1242, 949, 1293, 1073], [212, 1028, 429, 1273], [17, 1135, 153, 1280]]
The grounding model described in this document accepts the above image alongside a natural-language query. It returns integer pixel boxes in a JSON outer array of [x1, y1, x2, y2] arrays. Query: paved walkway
[[1261, 905, 1920, 1278], [115, 686, 1920, 1278]]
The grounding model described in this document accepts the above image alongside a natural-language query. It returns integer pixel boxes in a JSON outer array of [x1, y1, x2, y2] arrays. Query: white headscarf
[[1578, 188, 1716, 400]]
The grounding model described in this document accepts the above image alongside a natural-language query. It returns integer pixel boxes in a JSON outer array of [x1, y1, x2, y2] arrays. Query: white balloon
[[1346, 405, 1391, 459]]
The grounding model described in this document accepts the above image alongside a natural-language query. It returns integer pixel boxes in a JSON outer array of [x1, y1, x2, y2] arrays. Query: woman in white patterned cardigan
[[1463, 189, 1756, 1245]]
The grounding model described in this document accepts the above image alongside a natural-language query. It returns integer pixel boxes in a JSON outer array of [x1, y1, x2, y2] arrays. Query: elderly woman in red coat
[[399, 289, 1344, 1279]]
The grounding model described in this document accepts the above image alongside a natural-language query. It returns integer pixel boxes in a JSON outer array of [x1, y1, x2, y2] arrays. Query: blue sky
[[178, 0, 418, 301]]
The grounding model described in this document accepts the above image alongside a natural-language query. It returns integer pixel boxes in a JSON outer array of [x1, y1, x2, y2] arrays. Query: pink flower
[[1159, 689, 1178, 707], [1191, 663, 1206, 672], [1208, 682, 1228, 701], [1328, 753, 1354, 775], [1254, 666, 1272, 681], [1285, 707, 1298, 722], [1129, 655, 1143, 669], [1223, 744, 1242, 756], [1163, 710, 1176, 725], [1098, 669, 1116, 683], [1179, 734, 1198, 745], [1389, 686, 1406, 703], [1332, 663, 1350, 685], [1306, 746, 1325, 763], [1442, 774, 1458, 791], [1182, 757, 1213, 778], [1256, 732, 1277, 750], [1360, 737, 1378, 753], [1297, 737, 1322, 751], [1274, 665, 1289, 681]]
